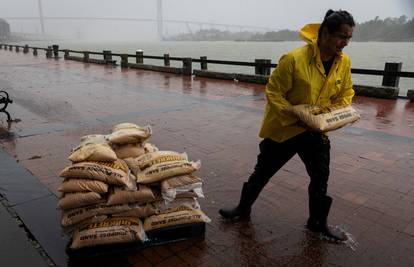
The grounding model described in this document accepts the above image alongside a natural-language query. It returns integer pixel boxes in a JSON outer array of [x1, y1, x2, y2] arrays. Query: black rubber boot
[[219, 182, 260, 219], [306, 195, 346, 242]]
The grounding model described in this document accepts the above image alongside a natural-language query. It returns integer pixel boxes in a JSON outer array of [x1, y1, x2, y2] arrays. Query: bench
[[0, 90, 13, 121]]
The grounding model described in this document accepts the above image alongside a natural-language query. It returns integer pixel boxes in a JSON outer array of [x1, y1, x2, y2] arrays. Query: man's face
[[326, 24, 354, 56]]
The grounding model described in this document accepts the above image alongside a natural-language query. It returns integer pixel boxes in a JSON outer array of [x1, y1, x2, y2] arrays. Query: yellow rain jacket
[[259, 23, 355, 143]]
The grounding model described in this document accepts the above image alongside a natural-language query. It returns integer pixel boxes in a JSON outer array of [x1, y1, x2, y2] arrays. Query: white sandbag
[[284, 104, 360, 132], [153, 197, 200, 214], [112, 122, 142, 132], [70, 217, 147, 249], [161, 175, 204, 202]]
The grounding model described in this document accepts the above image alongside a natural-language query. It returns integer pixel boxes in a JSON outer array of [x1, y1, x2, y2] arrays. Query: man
[[219, 9, 355, 242]]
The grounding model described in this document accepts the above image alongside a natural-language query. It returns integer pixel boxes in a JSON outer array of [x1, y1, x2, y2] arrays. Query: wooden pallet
[[66, 222, 205, 259]]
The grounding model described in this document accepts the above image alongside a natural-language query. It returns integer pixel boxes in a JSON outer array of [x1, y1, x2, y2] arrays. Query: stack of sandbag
[[59, 122, 210, 251], [124, 150, 211, 233], [58, 123, 154, 250]]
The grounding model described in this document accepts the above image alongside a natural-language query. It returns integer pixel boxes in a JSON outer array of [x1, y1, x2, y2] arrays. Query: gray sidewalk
[[0, 196, 50, 267]]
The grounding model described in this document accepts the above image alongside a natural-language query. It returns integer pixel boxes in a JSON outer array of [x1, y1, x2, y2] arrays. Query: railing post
[[9, 45, 12, 51], [120, 54, 129, 68], [136, 50, 143, 64], [33, 48, 38, 56], [0, 44, 3, 49], [200, 56, 208, 70], [52, 44, 59, 58], [103, 50, 112, 63], [182, 58, 192, 76], [63, 50, 69, 59], [164, 54, 170, 67], [15, 46, 20, 52], [83, 51, 89, 63], [382, 62, 402, 87], [46, 46, 52, 58], [255, 59, 271, 75], [23, 44, 29, 54]]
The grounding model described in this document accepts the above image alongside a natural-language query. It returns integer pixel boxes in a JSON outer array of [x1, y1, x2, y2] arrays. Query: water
[[13, 40, 414, 96]]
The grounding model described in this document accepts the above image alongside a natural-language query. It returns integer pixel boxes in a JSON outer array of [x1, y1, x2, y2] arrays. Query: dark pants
[[248, 131, 330, 200]]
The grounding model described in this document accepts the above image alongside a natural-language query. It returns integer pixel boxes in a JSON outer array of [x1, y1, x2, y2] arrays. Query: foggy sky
[[1, 0, 413, 40]]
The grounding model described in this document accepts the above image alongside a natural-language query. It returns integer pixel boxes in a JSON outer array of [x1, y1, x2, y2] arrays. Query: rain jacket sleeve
[[265, 54, 298, 127]]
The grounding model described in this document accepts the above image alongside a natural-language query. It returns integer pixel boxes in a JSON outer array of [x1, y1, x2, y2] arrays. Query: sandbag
[[62, 215, 107, 236], [68, 143, 117, 163], [136, 160, 201, 184], [161, 175, 203, 201], [106, 125, 152, 145], [70, 217, 147, 249], [112, 143, 145, 159], [112, 203, 157, 218], [107, 185, 155, 205], [144, 207, 211, 231], [59, 160, 130, 187], [284, 104, 360, 132], [153, 197, 200, 214], [58, 192, 104, 210], [58, 179, 109, 194], [143, 143, 159, 153], [112, 122, 142, 132], [134, 151, 188, 171]]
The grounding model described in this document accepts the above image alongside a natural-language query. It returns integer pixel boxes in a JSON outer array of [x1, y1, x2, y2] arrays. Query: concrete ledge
[[128, 63, 183, 74], [407, 89, 414, 102], [354, 84, 399, 99], [235, 73, 268, 84], [193, 70, 235, 80], [194, 70, 269, 84], [65, 55, 117, 65]]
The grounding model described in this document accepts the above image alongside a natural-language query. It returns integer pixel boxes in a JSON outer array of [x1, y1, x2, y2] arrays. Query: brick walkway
[[0, 49, 414, 266]]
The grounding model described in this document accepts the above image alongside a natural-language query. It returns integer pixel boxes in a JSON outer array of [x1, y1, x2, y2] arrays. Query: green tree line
[[168, 16, 414, 42]]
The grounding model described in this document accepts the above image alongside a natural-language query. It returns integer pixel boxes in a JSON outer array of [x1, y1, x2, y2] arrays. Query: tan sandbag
[[153, 197, 200, 214], [59, 160, 130, 187], [112, 203, 157, 218], [61, 203, 132, 227], [161, 175, 202, 190], [144, 207, 211, 231], [113, 143, 145, 159], [58, 179, 109, 194], [284, 104, 360, 132], [136, 160, 201, 184], [106, 126, 152, 145], [58, 192, 104, 210], [68, 143, 117, 163], [134, 151, 188, 171], [112, 122, 142, 132], [70, 217, 147, 249], [144, 143, 159, 153], [107, 185, 155, 205], [62, 215, 108, 236]]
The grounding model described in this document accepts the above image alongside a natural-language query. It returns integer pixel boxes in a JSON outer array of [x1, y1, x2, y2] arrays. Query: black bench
[[0, 90, 12, 121]]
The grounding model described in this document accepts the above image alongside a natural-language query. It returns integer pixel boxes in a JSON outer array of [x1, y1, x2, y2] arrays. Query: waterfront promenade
[[0, 49, 413, 266]]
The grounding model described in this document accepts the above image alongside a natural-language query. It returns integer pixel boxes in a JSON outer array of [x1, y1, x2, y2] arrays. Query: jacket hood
[[299, 23, 320, 44]]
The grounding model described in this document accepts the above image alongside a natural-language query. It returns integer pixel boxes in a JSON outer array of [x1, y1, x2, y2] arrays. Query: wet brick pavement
[[0, 49, 414, 266]]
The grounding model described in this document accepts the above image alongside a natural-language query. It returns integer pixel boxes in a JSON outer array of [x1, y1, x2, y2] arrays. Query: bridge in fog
[[3, 0, 279, 40]]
